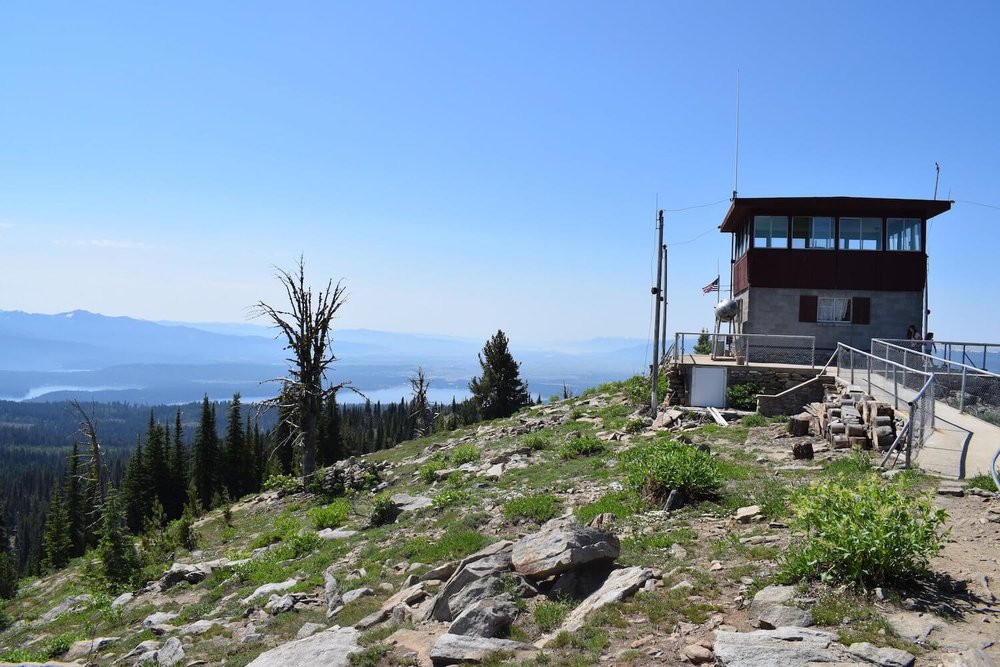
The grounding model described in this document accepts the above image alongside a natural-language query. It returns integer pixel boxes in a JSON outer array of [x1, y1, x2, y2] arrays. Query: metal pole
[[959, 365, 967, 413], [905, 401, 913, 468], [850, 349, 855, 384], [661, 246, 668, 355], [650, 210, 664, 416], [893, 369, 899, 409], [811, 339, 816, 369], [867, 355, 871, 394]]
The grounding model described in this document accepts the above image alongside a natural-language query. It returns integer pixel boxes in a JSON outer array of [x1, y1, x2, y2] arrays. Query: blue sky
[[0, 1, 997, 344]]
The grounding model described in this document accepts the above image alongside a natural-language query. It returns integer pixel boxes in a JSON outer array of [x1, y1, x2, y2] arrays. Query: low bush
[[522, 432, 550, 450], [741, 413, 767, 427], [369, 493, 397, 527], [308, 499, 351, 530], [576, 491, 643, 524], [624, 417, 647, 434], [778, 476, 947, 588], [432, 488, 471, 509], [263, 474, 302, 495], [390, 528, 492, 564], [727, 383, 762, 411], [503, 493, 562, 523], [966, 473, 998, 493], [558, 435, 606, 460], [621, 439, 722, 502], [418, 460, 447, 483], [286, 532, 321, 558], [450, 444, 480, 465]]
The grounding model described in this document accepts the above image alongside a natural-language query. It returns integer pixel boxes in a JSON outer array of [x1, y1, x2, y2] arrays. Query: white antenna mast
[[732, 69, 741, 201]]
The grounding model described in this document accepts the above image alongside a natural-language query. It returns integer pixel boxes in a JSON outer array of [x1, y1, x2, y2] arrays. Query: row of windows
[[735, 216, 922, 256]]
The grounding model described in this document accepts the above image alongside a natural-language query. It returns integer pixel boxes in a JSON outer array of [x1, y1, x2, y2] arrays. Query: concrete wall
[[742, 287, 922, 354], [758, 375, 837, 416]]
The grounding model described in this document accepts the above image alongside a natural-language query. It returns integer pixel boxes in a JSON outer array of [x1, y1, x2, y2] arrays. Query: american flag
[[702, 276, 720, 294]]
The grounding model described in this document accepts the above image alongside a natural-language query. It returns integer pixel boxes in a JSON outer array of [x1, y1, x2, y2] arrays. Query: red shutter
[[852, 297, 871, 325], [799, 295, 817, 323]]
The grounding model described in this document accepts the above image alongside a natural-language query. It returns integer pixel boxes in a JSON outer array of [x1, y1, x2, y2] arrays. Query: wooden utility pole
[[661, 245, 668, 355], [651, 209, 664, 415]]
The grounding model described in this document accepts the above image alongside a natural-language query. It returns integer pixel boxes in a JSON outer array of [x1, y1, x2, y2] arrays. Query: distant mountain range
[[0, 310, 648, 404]]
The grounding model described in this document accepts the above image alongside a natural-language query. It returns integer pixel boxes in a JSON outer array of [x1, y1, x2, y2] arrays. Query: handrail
[[816, 349, 838, 377], [838, 343, 932, 377], [879, 338, 1000, 349], [880, 419, 911, 468], [872, 339, 1000, 378]]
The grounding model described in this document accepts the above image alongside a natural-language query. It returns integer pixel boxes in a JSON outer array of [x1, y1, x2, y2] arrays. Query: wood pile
[[802, 384, 898, 451]]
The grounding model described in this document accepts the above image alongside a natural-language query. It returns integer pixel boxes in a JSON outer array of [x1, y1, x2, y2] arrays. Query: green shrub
[[389, 528, 492, 564], [263, 474, 302, 495], [419, 460, 447, 483], [558, 435, 606, 460], [286, 532, 321, 558], [824, 448, 875, 484], [966, 473, 998, 492], [624, 417, 647, 434], [534, 600, 572, 632], [741, 413, 767, 427], [233, 549, 291, 586], [450, 444, 480, 465], [621, 439, 722, 502], [778, 476, 947, 588], [576, 491, 644, 524], [522, 432, 550, 450], [369, 493, 397, 527], [727, 383, 762, 411], [622, 373, 666, 407], [432, 489, 471, 509], [503, 494, 562, 523], [43, 633, 80, 659], [308, 499, 351, 529]]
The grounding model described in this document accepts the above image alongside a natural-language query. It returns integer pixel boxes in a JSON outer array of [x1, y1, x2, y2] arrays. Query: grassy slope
[[0, 383, 934, 666]]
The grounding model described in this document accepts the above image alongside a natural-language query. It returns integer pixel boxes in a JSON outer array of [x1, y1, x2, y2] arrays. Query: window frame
[[886, 217, 922, 252], [838, 217, 883, 251], [752, 215, 789, 249], [817, 296, 853, 324], [791, 216, 835, 250]]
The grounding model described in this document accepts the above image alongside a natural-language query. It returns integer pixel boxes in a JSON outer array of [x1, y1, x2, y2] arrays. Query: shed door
[[690, 367, 727, 408]]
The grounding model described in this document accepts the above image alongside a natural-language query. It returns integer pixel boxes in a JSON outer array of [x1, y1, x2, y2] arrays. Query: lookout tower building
[[722, 196, 951, 356]]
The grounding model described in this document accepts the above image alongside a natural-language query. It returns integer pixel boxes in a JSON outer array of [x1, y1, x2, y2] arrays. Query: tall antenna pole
[[651, 209, 665, 416], [732, 69, 741, 201], [660, 245, 668, 356], [933, 162, 940, 200]]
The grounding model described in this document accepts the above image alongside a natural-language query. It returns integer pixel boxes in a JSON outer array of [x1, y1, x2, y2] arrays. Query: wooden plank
[[707, 406, 728, 427]]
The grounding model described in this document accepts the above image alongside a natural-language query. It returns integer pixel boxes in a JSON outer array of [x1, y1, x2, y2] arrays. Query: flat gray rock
[[317, 528, 358, 540], [241, 578, 298, 604], [511, 520, 620, 579], [544, 567, 654, 640], [143, 611, 179, 628], [714, 627, 843, 667], [756, 604, 813, 629], [391, 493, 433, 511], [430, 633, 537, 663], [342, 587, 375, 604], [111, 592, 133, 609], [430, 542, 514, 622], [63, 636, 120, 660], [155, 637, 185, 666], [245, 627, 361, 667], [40, 594, 92, 623], [448, 596, 517, 638], [297, 621, 326, 639], [848, 642, 915, 667]]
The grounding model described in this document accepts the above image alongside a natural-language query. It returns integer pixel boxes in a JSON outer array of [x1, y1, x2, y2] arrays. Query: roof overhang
[[719, 197, 953, 233]]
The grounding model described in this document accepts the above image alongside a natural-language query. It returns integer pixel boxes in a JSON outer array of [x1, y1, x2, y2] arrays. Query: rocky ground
[[1, 383, 998, 667]]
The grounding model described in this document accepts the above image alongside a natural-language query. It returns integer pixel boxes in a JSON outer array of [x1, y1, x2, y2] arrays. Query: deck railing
[[877, 339, 999, 373], [672, 332, 816, 368]]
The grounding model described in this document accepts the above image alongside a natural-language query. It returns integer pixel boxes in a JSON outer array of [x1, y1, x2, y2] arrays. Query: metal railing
[[835, 343, 936, 461], [878, 339, 1000, 373], [672, 332, 816, 368], [871, 339, 1000, 424]]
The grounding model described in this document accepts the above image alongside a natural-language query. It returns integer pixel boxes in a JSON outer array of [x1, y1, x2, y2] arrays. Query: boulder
[[391, 493, 433, 511], [355, 582, 427, 629], [343, 587, 375, 604], [448, 596, 517, 638], [178, 619, 220, 635], [245, 627, 362, 667], [153, 637, 185, 666], [429, 633, 537, 664], [429, 542, 514, 622], [713, 627, 843, 667], [324, 567, 343, 619], [143, 611, 180, 628], [848, 642, 915, 667], [733, 505, 762, 524], [242, 578, 298, 604], [159, 559, 229, 589], [756, 604, 813, 629], [111, 592, 134, 609], [40, 594, 92, 623], [552, 567, 654, 637], [682, 643, 715, 664], [511, 520, 620, 579], [317, 528, 358, 540], [63, 636, 120, 660]]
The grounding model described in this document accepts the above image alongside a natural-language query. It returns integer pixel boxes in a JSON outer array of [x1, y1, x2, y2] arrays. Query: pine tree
[[121, 439, 152, 533], [144, 412, 169, 521], [317, 393, 343, 467], [42, 487, 73, 571], [468, 330, 530, 420], [96, 490, 140, 593], [191, 396, 221, 509], [223, 394, 250, 499], [65, 443, 85, 556], [0, 494, 16, 599], [167, 409, 188, 520]]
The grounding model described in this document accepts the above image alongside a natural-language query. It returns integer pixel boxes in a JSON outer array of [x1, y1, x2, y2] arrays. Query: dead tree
[[253, 257, 351, 485], [69, 400, 108, 537], [409, 367, 435, 439]]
